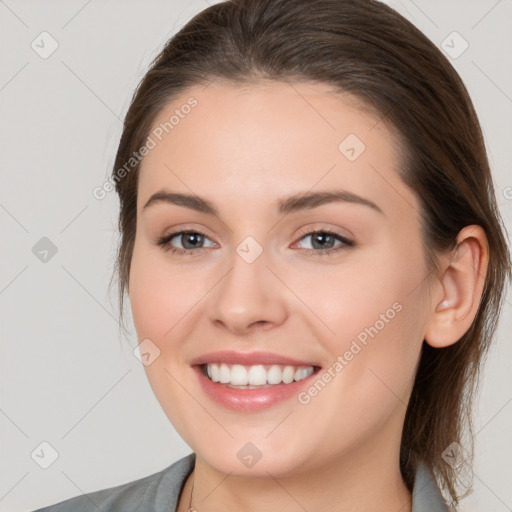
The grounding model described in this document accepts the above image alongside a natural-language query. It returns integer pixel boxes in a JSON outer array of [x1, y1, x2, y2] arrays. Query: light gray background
[[0, 1, 510, 511]]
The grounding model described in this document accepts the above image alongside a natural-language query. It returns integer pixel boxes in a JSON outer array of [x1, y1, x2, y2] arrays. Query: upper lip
[[190, 350, 320, 367]]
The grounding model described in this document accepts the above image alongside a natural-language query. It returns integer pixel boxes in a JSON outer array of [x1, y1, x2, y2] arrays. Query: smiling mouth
[[199, 362, 321, 389]]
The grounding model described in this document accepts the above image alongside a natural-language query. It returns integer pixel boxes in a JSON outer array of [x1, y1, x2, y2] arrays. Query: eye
[[293, 229, 354, 256], [156, 230, 216, 256], [156, 228, 354, 257]]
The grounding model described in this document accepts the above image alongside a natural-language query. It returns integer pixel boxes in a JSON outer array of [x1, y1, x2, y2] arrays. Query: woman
[[32, 0, 510, 510]]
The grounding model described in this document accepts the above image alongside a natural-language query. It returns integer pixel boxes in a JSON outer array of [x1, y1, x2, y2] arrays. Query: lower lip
[[193, 365, 319, 412]]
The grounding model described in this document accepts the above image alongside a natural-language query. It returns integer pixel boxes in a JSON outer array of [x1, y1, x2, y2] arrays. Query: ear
[[424, 225, 489, 348]]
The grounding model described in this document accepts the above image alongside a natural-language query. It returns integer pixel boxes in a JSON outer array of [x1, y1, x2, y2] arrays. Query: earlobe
[[424, 225, 489, 349]]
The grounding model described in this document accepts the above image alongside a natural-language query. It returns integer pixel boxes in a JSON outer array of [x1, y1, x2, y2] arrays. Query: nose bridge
[[207, 235, 288, 332]]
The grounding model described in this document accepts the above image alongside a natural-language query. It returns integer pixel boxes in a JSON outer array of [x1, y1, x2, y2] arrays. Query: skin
[[128, 79, 489, 512]]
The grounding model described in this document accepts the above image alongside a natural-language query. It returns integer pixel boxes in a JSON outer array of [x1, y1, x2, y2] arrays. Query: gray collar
[[411, 461, 449, 511]]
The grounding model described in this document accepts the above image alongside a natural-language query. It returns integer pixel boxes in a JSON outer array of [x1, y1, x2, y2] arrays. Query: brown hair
[[108, 0, 511, 505]]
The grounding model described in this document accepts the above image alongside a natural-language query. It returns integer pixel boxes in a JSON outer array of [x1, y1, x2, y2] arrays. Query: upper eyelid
[[158, 217, 354, 238], [294, 224, 354, 239]]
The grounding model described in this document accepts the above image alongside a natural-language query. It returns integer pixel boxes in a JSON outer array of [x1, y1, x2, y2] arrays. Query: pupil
[[183, 233, 203, 249], [312, 233, 333, 249]]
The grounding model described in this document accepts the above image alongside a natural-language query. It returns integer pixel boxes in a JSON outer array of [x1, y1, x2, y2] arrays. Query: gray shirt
[[31, 453, 449, 511]]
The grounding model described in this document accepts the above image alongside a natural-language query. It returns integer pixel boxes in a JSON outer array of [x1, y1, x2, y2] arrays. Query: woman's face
[[129, 80, 433, 476]]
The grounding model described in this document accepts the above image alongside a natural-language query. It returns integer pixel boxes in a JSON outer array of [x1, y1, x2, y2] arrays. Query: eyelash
[[156, 228, 354, 257]]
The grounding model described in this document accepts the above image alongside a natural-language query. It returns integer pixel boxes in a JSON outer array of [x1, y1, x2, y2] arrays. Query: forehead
[[137, 79, 415, 219]]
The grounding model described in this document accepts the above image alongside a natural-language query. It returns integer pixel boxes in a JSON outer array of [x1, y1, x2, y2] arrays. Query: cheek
[[301, 245, 425, 352], [305, 244, 427, 408], [129, 243, 208, 342], [128, 244, 203, 435], [299, 295, 425, 453]]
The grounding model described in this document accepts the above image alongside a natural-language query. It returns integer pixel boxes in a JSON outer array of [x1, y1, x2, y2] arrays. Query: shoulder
[[30, 453, 196, 512]]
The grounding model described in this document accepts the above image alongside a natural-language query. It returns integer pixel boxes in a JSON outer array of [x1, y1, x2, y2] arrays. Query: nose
[[207, 245, 288, 335]]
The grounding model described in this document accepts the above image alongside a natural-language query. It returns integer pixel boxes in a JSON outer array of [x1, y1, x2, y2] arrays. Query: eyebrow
[[142, 189, 384, 216]]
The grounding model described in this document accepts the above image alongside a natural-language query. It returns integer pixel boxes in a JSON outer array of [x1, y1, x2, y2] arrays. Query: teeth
[[294, 367, 312, 381], [282, 366, 295, 384], [204, 363, 315, 387], [248, 365, 267, 385], [267, 365, 282, 385], [219, 363, 231, 384], [231, 364, 248, 385]]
